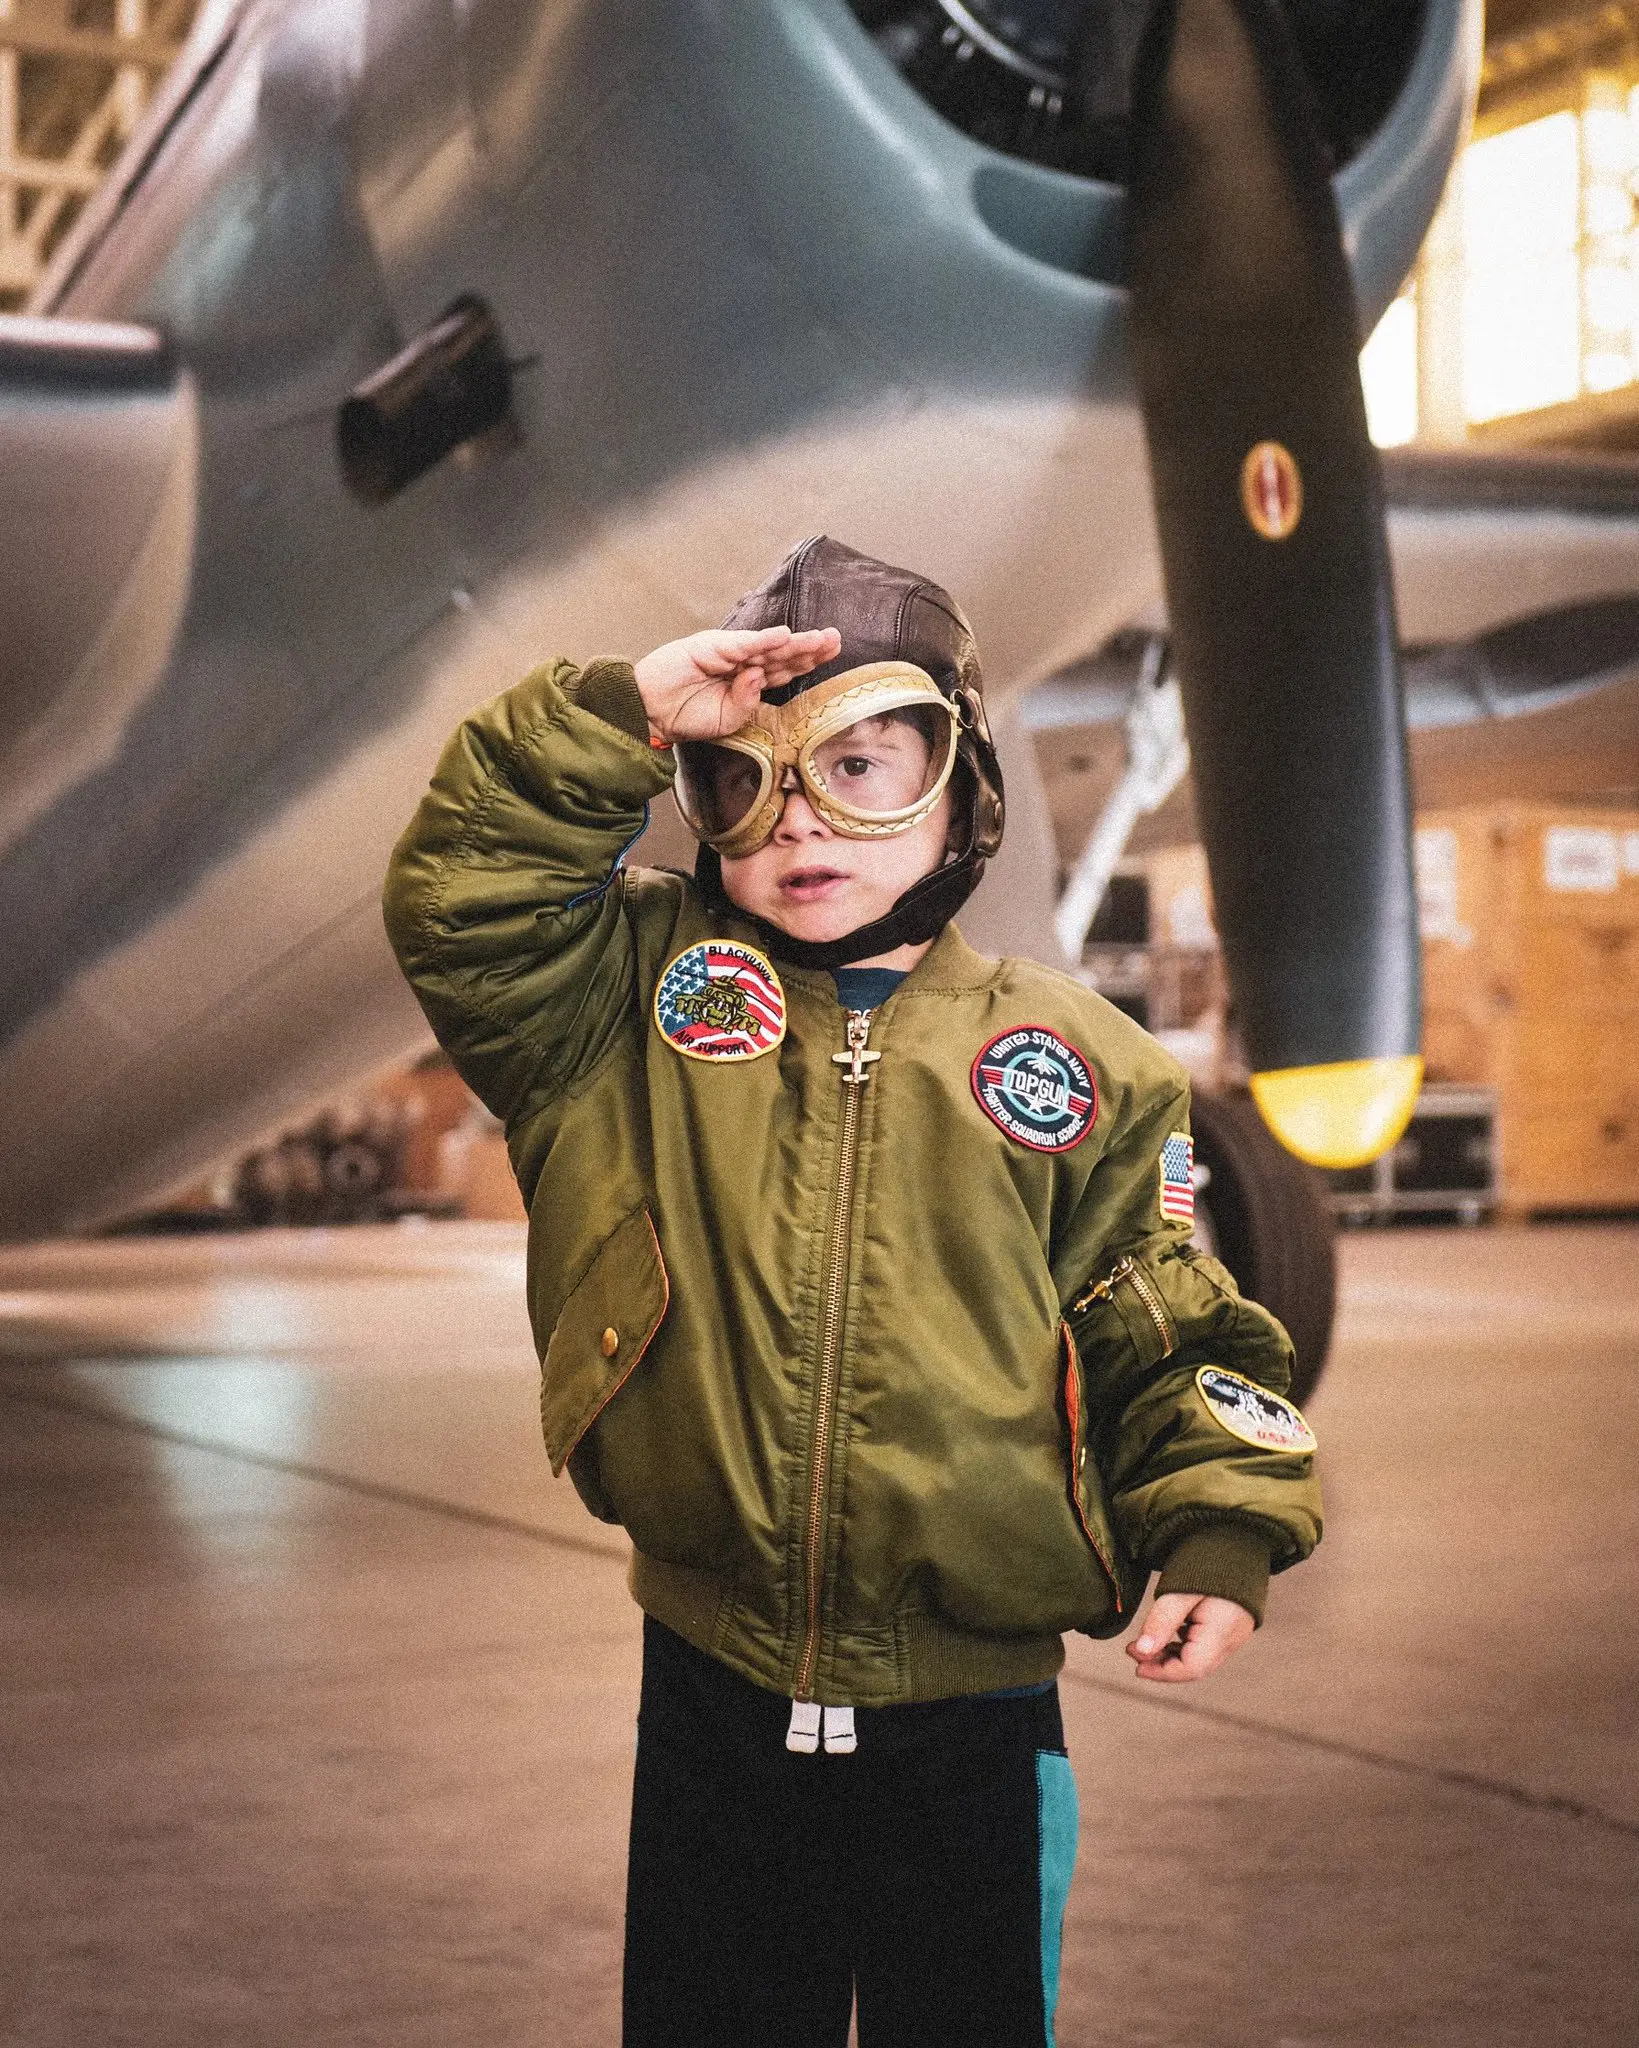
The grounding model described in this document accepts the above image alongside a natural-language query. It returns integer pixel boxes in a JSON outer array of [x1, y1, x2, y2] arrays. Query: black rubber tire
[[1190, 1089, 1337, 1406], [324, 1139, 388, 1213]]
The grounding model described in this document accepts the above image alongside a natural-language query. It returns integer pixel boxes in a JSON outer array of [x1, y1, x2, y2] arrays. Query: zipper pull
[[784, 1701, 857, 1754], [823, 1706, 857, 1755], [1071, 1254, 1174, 1353], [831, 1010, 882, 1088], [786, 1700, 822, 1753], [1072, 1254, 1134, 1317]]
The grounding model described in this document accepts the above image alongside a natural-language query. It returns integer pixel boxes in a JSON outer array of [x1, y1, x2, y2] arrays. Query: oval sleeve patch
[[1195, 1366, 1317, 1455], [971, 1027, 1098, 1152]]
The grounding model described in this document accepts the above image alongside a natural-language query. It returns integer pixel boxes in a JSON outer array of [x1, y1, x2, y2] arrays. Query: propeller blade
[[1127, 0, 1422, 1168]]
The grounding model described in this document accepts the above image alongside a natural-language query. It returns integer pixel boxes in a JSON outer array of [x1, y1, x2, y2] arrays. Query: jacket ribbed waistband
[[629, 1549, 1066, 1708]]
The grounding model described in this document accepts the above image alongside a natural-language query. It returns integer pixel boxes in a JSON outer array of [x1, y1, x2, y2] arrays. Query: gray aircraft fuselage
[[0, 0, 1519, 1235]]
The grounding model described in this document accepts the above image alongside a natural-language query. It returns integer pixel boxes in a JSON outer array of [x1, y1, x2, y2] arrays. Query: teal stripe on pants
[[1035, 1750, 1079, 2048]]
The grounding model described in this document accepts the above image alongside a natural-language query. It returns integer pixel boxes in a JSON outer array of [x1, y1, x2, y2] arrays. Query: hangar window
[[1361, 41, 1639, 449], [1361, 287, 1420, 448], [1459, 111, 1584, 423]]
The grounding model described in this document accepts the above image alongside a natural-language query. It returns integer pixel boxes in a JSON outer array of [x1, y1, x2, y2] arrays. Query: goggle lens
[[805, 706, 954, 817], [675, 741, 767, 838], [671, 669, 962, 854]]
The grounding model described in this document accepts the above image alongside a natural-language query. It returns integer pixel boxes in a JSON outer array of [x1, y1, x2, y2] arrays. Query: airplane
[[5, 0, 1636, 1392]]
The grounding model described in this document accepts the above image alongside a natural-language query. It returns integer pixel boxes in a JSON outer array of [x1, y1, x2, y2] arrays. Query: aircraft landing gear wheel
[[1190, 1089, 1337, 1407]]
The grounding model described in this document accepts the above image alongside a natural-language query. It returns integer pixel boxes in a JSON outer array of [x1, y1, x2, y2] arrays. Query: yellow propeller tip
[[1248, 1055, 1424, 1170]]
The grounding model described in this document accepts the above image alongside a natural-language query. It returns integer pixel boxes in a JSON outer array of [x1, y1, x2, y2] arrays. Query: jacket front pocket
[[540, 1204, 669, 1474]]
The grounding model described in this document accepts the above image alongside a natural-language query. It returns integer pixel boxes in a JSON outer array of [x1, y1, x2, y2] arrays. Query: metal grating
[[0, 0, 198, 309]]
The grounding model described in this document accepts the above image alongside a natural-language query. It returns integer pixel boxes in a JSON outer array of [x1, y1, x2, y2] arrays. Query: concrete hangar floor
[[0, 1221, 1635, 2047]]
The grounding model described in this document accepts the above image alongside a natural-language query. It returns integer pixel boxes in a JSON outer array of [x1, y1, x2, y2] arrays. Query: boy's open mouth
[[778, 865, 849, 902]]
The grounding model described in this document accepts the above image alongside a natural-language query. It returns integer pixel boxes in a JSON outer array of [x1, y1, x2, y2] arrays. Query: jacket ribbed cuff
[[1155, 1523, 1272, 1627], [565, 659, 652, 746]]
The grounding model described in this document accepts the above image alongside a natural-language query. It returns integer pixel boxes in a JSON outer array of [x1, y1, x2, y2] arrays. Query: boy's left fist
[[1125, 1592, 1255, 1684]]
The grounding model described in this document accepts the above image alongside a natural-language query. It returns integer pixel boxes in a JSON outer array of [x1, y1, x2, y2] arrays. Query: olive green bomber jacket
[[383, 658, 1322, 1707]]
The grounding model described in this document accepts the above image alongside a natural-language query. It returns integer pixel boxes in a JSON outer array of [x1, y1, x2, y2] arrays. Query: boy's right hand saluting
[[634, 626, 841, 745]]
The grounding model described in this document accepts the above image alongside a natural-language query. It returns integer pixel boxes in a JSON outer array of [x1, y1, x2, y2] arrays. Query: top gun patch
[[1195, 1366, 1317, 1455], [654, 941, 787, 1062], [971, 1027, 1098, 1153]]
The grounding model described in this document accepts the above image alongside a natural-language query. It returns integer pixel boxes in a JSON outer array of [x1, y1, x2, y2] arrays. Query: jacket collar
[[772, 920, 999, 1005]]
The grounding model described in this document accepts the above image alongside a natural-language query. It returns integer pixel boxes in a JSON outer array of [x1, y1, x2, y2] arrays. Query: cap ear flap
[[971, 767, 1005, 859], [944, 759, 976, 859], [952, 688, 1005, 860]]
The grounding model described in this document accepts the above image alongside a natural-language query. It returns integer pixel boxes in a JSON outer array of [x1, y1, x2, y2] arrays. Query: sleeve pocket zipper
[[1071, 1254, 1177, 1363]]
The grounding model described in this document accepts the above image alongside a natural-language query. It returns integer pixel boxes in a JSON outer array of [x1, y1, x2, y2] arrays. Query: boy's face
[[717, 713, 955, 945]]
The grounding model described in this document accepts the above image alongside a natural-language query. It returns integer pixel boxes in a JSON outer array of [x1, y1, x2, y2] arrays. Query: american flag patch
[[1159, 1132, 1195, 1224]]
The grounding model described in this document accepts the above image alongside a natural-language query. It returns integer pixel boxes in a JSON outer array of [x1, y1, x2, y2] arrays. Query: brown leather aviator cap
[[723, 535, 985, 708], [698, 536, 1005, 969]]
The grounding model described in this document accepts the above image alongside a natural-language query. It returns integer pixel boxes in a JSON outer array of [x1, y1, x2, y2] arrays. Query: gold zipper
[[1071, 1254, 1176, 1357], [795, 1010, 880, 1701]]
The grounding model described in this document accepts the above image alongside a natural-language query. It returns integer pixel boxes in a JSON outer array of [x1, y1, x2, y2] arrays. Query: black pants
[[623, 1619, 1079, 2048]]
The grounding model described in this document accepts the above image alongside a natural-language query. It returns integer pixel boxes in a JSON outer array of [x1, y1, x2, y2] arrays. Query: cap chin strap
[[693, 845, 987, 971]]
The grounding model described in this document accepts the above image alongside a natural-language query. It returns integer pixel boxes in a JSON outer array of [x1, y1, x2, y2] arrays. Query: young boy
[[384, 537, 1321, 2048]]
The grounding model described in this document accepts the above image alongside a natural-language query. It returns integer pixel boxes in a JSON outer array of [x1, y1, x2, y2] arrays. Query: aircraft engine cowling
[[839, 0, 1478, 328], [847, 0, 1425, 181]]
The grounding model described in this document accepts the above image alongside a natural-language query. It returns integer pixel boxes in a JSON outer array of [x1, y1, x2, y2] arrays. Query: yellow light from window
[[1361, 292, 1418, 447], [1462, 112, 1580, 261], [1462, 260, 1582, 420], [1585, 183, 1635, 238], [1583, 103, 1632, 177], [1461, 113, 1582, 422], [1584, 261, 1635, 334], [1579, 84, 1639, 402], [1585, 350, 1633, 390]]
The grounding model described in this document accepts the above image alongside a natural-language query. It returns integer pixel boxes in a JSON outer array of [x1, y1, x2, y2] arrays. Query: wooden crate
[[1139, 843, 1218, 949], [1417, 804, 1639, 1213]]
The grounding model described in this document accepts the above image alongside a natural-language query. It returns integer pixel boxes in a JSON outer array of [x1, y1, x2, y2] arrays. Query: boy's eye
[[810, 714, 937, 811]]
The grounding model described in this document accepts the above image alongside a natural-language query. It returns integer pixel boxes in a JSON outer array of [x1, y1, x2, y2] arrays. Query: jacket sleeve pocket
[[1067, 1240, 1321, 1576], [540, 1204, 670, 1476], [1069, 1240, 1292, 1423]]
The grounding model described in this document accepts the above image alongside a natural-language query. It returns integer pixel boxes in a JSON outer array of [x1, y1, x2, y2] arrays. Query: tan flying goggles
[[673, 661, 963, 858]]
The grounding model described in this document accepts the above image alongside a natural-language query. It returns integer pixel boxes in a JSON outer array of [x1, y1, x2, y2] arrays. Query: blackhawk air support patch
[[971, 1027, 1098, 1153], [1195, 1366, 1317, 1455], [654, 941, 787, 1062]]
